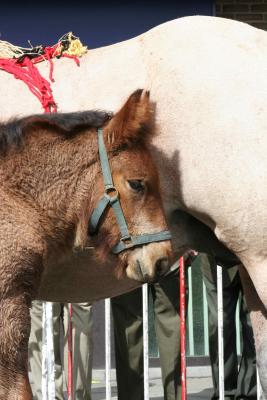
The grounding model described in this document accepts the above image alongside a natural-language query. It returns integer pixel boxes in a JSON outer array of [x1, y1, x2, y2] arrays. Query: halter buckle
[[104, 186, 119, 204], [120, 235, 133, 249]]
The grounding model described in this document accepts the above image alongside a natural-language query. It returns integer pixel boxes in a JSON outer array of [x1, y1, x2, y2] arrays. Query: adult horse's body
[[1, 15, 267, 396]]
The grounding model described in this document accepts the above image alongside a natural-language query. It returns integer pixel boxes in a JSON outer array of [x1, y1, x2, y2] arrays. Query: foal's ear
[[105, 89, 153, 147]]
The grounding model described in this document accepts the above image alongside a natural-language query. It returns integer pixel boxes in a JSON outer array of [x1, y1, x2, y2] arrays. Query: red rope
[[0, 43, 80, 113], [179, 256, 187, 400], [68, 304, 74, 400], [44, 48, 55, 83], [61, 53, 80, 66], [0, 56, 57, 113]]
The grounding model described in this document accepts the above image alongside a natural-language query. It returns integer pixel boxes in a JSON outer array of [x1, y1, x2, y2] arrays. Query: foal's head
[[0, 89, 172, 283], [88, 90, 172, 282]]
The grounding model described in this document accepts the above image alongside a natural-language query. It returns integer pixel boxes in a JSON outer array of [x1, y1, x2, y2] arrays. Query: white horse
[[1, 15, 267, 396]]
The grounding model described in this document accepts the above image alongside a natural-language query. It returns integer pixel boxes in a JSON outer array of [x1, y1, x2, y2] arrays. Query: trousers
[[29, 300, 93, 400], [111, 272, 183, 400], [200, 254, 257, 400]]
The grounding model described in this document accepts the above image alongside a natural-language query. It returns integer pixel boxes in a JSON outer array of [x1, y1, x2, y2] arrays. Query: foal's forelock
[[0, 110, 112, 156]]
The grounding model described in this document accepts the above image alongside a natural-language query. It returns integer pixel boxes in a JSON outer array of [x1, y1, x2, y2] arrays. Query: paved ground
[[91, 367, 213, 399], [31, 367, 213, 399]]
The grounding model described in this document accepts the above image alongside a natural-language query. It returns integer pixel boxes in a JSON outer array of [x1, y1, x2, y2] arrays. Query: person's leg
[[152, 272, 182, 400], [28, 300, 43, 400], [239, 264, 267, 398], [52, 302, 65, 400], [63, 303, 93, 400], [222, 272, 240, 399], [29, 301, 64, 400], [111, 289, 144, 400], [200, 254, 239, 399], [235, 279, 257, 399]]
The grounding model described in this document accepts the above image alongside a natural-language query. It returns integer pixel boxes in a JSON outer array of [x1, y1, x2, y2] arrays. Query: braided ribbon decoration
[[0, 33, 87, 112]]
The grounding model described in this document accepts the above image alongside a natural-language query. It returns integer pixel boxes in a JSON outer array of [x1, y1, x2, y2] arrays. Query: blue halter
[[88, 128, 172, 254]]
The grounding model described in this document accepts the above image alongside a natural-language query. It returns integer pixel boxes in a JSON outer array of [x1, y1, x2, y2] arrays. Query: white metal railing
[[41, 261, 260, 400], [187, 267, 194, 356], [143, 284, 150, 400], [41, 302, 55, 400], [105, 298, 112, 400], [257, 368, 263, 399], [203, 278, 209, 356], [217, 265, 224, 399], [104, 285, 150, 400]]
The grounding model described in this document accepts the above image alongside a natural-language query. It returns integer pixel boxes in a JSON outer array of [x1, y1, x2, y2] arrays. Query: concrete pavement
[[91, 367, 213, 399], [30, 366, 214, 399]]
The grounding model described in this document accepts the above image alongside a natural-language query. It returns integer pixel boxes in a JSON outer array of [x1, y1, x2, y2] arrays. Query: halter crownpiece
[[88, 128, 172, 254]]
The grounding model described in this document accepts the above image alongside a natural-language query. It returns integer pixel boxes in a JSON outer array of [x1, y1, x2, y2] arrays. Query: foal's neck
[[2, 128, 100, 239]]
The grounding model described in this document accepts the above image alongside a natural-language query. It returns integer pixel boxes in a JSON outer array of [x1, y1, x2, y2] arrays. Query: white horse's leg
[[239, 264, 267, 398]]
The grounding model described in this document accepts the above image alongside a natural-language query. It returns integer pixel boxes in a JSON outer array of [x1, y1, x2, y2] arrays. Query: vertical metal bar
[[257, 367, 262, 400], [217, 265, 224, 400], [105, 298, 112, 400], [203, 281, 209, 356], [235, 296, 241, 356], [187, 266, 194, 356], [68, 304, 74, 400], [142, 283, 150, 400], [42, 302, 55, 400], [180, 256, 187, 400]]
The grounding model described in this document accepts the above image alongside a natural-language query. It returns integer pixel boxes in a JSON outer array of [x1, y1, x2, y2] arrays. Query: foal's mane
[[0, 110, 112, 156]]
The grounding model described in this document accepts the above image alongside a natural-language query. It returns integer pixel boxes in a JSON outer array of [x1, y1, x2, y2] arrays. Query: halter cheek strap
[[88, 128, 171, 254]]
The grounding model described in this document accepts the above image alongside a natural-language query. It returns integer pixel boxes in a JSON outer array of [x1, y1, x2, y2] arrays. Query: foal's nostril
[[155, 257, 169, 276]]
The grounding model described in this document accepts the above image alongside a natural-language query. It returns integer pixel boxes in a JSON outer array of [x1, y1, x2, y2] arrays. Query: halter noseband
[[88, 128, 172, 254]]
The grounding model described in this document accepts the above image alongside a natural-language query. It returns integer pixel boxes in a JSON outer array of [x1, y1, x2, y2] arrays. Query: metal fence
[[41, 260, 262, 399]]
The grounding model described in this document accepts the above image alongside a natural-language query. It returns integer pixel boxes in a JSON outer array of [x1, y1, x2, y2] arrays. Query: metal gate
[[41, 259, 262, 399]]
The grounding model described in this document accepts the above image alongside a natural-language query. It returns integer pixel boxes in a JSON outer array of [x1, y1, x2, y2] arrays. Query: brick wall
[[216, 0, 267, 30]]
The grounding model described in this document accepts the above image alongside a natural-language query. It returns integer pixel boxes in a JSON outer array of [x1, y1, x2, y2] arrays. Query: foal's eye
[[127, 180, 145, 193]]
